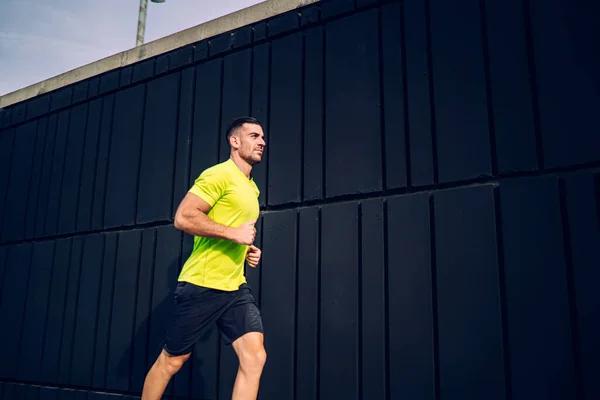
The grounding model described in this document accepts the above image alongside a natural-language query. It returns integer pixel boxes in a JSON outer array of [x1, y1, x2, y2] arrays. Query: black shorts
[[162, 282, 263, 356]]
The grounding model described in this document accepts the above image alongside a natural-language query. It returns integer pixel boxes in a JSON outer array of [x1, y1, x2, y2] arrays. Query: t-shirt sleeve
[[188, 167, 226, 207]]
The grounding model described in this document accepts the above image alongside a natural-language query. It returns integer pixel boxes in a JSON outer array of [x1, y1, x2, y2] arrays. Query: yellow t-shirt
[[178, 158, 260, 291]]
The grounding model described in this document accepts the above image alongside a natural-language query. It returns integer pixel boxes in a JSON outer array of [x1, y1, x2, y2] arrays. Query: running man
[[141, 117, 267, 400]]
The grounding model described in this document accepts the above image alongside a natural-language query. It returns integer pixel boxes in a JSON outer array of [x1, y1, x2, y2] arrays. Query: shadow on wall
[[113, 256, 222, 400]]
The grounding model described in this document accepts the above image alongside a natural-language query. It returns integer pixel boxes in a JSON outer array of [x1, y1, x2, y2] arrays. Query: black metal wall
[[0, 0, 599, 399]]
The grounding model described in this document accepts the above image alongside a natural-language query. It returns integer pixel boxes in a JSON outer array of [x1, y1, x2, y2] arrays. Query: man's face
[[232, 123, 266, 165]]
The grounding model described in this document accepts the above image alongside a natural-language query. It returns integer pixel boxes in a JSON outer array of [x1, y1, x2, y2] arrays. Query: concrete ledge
[[0, 0, 319, 109]]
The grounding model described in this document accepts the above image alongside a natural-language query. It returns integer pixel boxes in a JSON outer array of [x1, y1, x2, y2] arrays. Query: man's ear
[[229, 134, 240, 149]]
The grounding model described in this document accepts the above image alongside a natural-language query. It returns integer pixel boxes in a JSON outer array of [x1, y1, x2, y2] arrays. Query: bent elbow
[[174, 213, 186, 231]]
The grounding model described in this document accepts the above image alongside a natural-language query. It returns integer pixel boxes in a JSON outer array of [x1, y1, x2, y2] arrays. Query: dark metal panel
[[564, 172, 600, 400], [45, 110, 70, 236], [104, 84, 146, 229], [430, 0, 491, 183], [191, 60, 222, 183], [529, 0, 600, 167], [404, 0, 434, 186], [24, 117, 48, 239], [434, 185, 505, 399], [172, 67, 195, 218], [58, 237, 84, 385], [387, 193, 434, 399], [35, 114, 58, 237], [325, 10, 382, 198], [245, 217, 263, 305], [133, 59, 155, 83], [0, 248, 6, 305], [218, 345, 238, 400], [39, 387, 59, 400], [260, 210, 297, 399], [73, 81, 89, 103], [99, 71, 120, 94], [250, 43, 270, 207], [0, 129, 15, 233], [268, 10, 299, 36], [500, 176, 576, 400], [321, 0, 354, 19], [137, 73, 180, 224], [147, 226, 182, 370], [26, 95, 51, 119], [485, 0, 537, 173], [220, 49, 252, 162], [92, 233, 118, 388], [360, 199, 386, 399], [50, 88, 73, 112], [148, 226, 182, 398], [91, 94, 115, 230], [70, 234, 105, 387], [268, 33, 303, 205], [130, 229, 157, 393], [295, 207, 319, 400], [77, 99, 103, 232], [40, 238, 71, 384], [17, 242, 55, 382], [2, 121, 37, 242], [58, 104, 88, 235], [0, 243, 32, 379], [320, 202, 359, 400], [381, 2, 408, 189], [303, 27, 324, 201], [106, 230, 142, 391]]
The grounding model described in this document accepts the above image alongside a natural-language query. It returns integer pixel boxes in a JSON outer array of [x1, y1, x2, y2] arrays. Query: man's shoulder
[[201, 160, 233, 178]]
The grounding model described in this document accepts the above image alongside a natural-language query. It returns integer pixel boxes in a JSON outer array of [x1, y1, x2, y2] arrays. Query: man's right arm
[[173, 192, 256, 245]]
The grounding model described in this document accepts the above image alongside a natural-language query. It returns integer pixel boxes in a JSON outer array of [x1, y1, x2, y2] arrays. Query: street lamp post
[[137, 0, 166, 46]]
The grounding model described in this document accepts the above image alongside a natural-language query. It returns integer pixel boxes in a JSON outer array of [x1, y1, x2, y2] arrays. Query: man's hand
[[228, 220, 257, 245], [246, 245, 261, 268]]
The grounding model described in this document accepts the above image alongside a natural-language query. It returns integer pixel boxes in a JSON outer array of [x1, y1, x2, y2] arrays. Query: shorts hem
[[163, 343, 194, 357], [223, 327, 264, 346]]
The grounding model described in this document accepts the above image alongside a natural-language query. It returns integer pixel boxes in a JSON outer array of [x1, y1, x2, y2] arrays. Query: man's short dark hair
[[225, 116, 261, 145]]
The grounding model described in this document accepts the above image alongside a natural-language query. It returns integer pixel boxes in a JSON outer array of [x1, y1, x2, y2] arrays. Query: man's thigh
[[216, 284, 263, 345]]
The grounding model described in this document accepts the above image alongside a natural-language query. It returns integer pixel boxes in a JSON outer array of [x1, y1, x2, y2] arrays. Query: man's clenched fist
[[246, 245, 261, 268]]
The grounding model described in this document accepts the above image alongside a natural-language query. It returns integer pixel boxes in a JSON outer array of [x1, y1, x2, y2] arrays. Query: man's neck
[[230, 153, 252, 178]]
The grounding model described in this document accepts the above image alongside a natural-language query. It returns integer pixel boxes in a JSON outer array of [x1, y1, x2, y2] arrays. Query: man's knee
[[156, 350, 190, 377], [234, 333, 267, 375]]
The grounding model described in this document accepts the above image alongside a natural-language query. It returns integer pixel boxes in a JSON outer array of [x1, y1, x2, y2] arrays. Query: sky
[[0, 0, 265, 96]]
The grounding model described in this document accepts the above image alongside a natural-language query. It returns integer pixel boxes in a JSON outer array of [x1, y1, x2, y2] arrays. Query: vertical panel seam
[[424, 0, 439, 185], [55, 239, 74, 383], [22, 121, 41, 238], [128, 231, 145, 392], [186, 68, 197, 190], [521, 0, 544, 169], [479, 0, 498, 176], [102, 234, 119, 387], [383, 199, 390, 400], [101, 96, 117, 230], [88, 100, 104, 229], [145, 229, 158, 373], [357, 202, 363, 400], [377, 7, 388, 192], [293, 210, 300, 400], [65, 239, 85, 384], [90, 234, 106, 386], [558, 178, 584, 400], [493, 186, 513, 400], [29, 119, 49, 237], [428, 194, 440, 400], [170, 73, 184, 217], [53, 111, 72, 234], [73, 105, 91, 232], [316, 207, 322, 400], [399, 3, 412, 188], [217, 59, 225, 165], [0, 131, 16, 238], [135, 85, 149, 224], [37, 116, 57, 237], [321, 23, 327, 200], [301, 32, 307, 202], [265, 44, 273, 205], [14, 246, 34, 379]]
